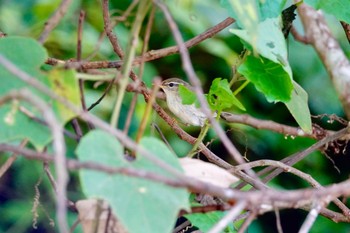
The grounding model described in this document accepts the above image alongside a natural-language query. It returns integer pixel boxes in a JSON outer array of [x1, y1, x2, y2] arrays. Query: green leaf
[[0, 36, 80, 149], [305, 0, 350, 23], [285, 82, 312, 133], [47, 69, 80, 123], [208, 78, 245, 112], [178, 84, 197, 105], [77, 130, 189, 233], [221, 0, 287, 51], [221, 0, 260, 51], [0, 36, 47, 95], [238, 55, 293, 102], [230, 17, 292, 77], [0, 36, 52, 150], [0, 102, 51, 151]]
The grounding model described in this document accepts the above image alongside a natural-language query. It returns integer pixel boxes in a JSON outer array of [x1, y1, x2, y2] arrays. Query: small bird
[[160, 78, 211, 127]]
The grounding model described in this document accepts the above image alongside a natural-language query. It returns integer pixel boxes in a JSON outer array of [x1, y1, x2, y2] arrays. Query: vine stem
[[187, 111, 222, 157], [187, 121, 211, 157]]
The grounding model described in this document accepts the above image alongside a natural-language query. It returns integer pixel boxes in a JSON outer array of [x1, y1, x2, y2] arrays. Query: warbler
[[160, 78, 213, 127]]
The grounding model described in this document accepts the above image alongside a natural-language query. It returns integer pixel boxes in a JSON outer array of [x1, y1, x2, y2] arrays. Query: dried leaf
[[179, 158, 239, 188]]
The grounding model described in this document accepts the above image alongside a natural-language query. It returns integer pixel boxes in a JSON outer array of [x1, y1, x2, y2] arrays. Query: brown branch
[[2, 143, 350, 223], [0, 139, 28, 178], [237, 211, 257, 233], [132, 16, 235, 65], [291, 26, 310, 44], [45, 17, 235, 69], [297, 3, 350, 119], [71, 10, 87, 139], [38, 0, 74, 44], [236, 126, 349, 188], [221, 112, 321, 139], [102, 0, 125, 58], [234, 159, 350, 216]]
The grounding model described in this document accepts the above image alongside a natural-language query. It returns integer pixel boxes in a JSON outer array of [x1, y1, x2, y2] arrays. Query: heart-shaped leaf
[[77, 130, 189, 233], [238, 55, 293, 102]]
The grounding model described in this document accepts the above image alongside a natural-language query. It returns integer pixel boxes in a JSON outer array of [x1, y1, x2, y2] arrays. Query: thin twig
[[77, 10, 87, 111], [45, 17, 236, 69], [87, 79, 115, 111], [298, 202, 323, 233], [207, 201, 246, 233], [102, 0, 124, 58], [237, 211, 257, 233], [275, 208, 283, 233], [0, 139, 28, 178], [38, 0, 73, 43], [221, 112, 318, 139], [291, 26, 310, 44], [234, 159, 350, 215]]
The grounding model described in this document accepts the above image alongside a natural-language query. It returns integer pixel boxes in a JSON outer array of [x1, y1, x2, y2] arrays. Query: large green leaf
[[285, 82, 312, 133], [230, 17, 292, 77], [77, 130, 189, 233], [0, 36, 47, 95], [238, 55, 293, 102], [0, 36, 79, 150], [305, 0, 350, 23], [0, 36, 51, 150]]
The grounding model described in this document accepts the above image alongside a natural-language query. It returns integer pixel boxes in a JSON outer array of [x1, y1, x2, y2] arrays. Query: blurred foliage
[[0, 0, 350, 232]]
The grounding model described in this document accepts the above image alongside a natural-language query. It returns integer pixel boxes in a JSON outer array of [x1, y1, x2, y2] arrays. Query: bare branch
[[208, 201, 246, 233], [299, 203, 324, 233], [38, 0, 74, 44]]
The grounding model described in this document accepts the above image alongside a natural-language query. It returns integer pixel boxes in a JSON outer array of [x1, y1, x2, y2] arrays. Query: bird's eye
[[168, 82, 175, 87]]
